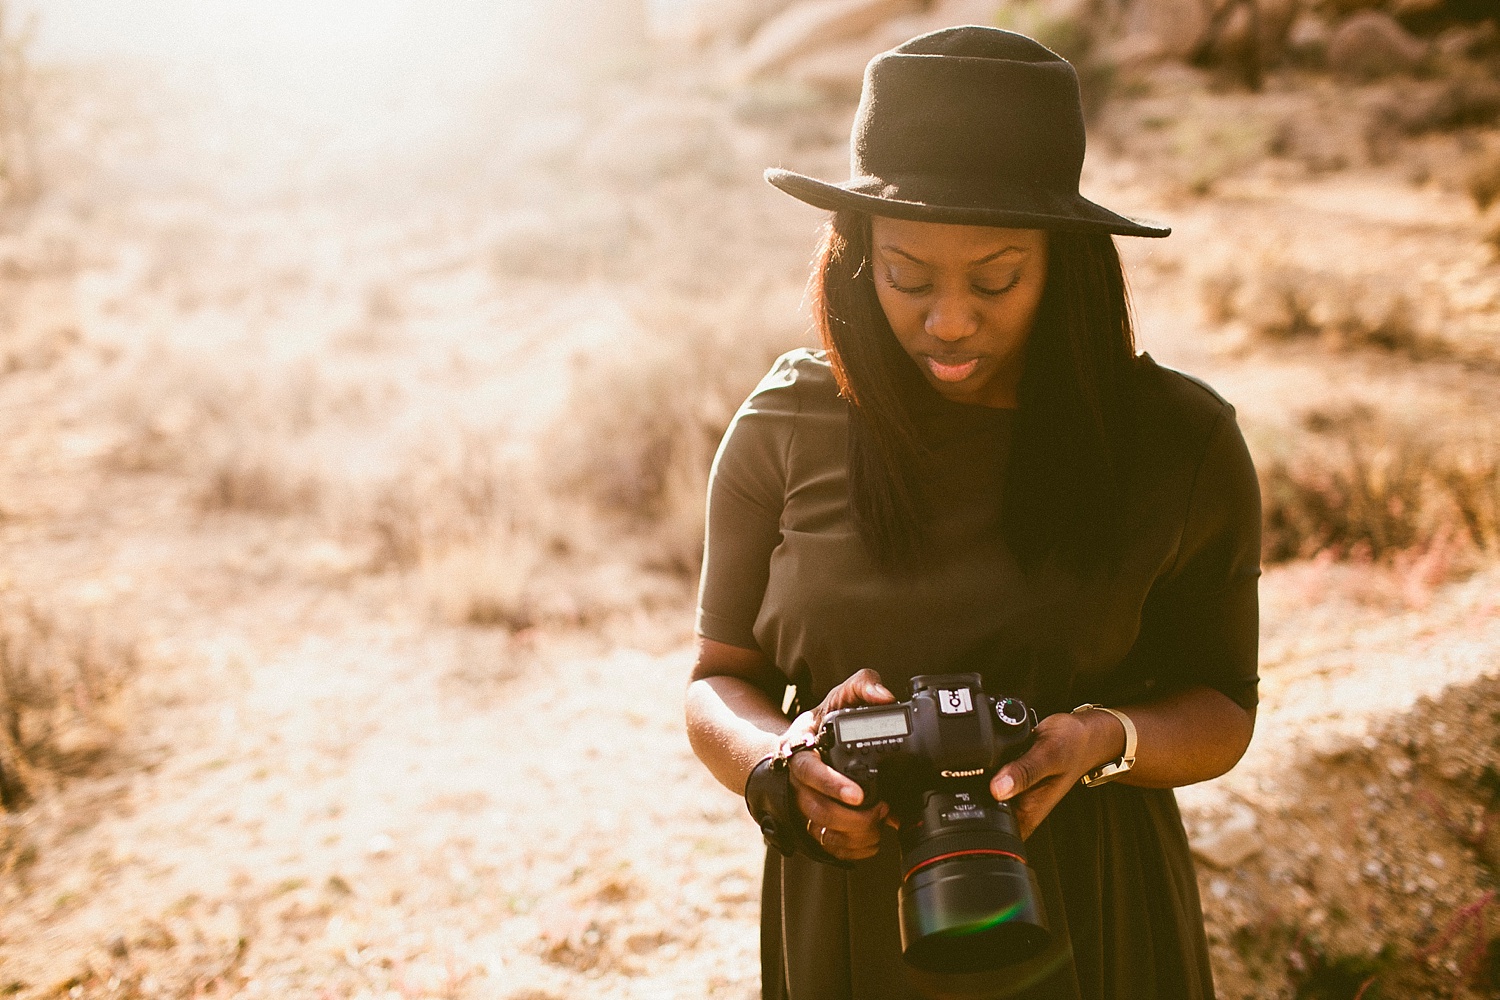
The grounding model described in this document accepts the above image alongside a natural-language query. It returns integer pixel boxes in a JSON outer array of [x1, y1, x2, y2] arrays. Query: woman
[[685, 26, 1260, 1000]]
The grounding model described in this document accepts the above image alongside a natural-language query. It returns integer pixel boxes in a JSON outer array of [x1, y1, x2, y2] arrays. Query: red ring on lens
[[902, 849, 1027, 882]]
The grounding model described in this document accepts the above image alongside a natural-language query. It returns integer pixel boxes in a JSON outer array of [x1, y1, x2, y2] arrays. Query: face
[[869, 217, 1048, 409]]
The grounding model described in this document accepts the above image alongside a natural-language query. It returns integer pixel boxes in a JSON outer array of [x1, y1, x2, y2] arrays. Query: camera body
[[815, 673, 1050, 973]]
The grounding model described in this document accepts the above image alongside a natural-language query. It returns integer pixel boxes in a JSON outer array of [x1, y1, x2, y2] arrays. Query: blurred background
[[0, 0, 1497, 997]]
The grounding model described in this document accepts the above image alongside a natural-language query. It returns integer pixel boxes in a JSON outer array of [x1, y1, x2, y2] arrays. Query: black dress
[[697, 349, 1261, 1000]]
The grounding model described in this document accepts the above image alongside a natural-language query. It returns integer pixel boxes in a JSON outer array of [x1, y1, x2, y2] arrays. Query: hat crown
[[851, 26, 1085, 196], [761, 25, 1168, 238], [892, 24, 1063, 61]]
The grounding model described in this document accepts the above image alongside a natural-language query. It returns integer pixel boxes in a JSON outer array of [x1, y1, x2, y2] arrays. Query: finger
[[990, 716, 1084, 801], [990, 756, 1032, 802], [814, 811, 887, 859], [824, 668, 895, 711], [991, 742, 1064, 802], [796, 788, 889, 843], [789, 750, 866, 806], [1010, 767, 1079, 836]]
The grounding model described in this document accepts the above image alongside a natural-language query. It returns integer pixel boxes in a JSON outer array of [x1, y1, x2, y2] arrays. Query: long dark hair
[[809, 210, 1138, 571]]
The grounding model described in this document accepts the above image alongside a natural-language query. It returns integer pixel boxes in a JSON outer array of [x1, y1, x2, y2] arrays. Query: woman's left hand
[[988, 709, 1125, 840]]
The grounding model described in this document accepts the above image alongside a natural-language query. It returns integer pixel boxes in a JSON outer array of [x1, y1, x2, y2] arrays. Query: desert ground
[[1, 1, 1499, 998]]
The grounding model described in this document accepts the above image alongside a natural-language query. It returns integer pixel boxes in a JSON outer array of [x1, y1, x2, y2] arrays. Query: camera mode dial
[[996, 698, 1027, 727]]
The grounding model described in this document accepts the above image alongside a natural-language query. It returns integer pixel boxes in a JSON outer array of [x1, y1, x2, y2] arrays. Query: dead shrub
[[1376, 75, 1500, 139], [1468, 151, 1500, 213], [346, 436, 564, 630], [543, 292, 806, 577], [1259, 406, 1500, 565], [490, 202, 636, 281], [101, 350, 359, 521], [196, 439, 322, 517], [1439, 450, 1500, 552], [356, 436, 530, 571], [0, 1, 41, 208], [1205, 262, 1448, 360], [421, 529, 544, 631], [0, 596, 137, 809]]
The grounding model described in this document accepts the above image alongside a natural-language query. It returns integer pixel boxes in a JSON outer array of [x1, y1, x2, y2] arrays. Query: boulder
[[1390, 0, 1444, 15], [1116, 0, 1210, 64], [1189, 804, 1262, 870], [1435, 19, 1500, 62], [784, 36, 889, 93], [648, 0, 799, 46], [1327, 10, 1428, 78], [782, 0, 1005, 92], [729, 0, 925, 83], [905, 0, 1005, 31]]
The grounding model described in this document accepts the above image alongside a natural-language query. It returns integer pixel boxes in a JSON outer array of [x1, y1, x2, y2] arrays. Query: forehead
[[869, 217, 1046, 263]]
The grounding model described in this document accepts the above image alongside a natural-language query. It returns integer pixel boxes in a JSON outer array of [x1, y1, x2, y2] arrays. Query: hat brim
[[765, 168, 1170, 238]]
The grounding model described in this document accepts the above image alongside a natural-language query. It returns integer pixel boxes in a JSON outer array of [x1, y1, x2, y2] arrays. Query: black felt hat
[[766, 26, 1169, 238]]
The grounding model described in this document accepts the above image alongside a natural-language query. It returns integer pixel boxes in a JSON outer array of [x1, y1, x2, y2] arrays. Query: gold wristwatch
[[1070, 704, 1136, 787]]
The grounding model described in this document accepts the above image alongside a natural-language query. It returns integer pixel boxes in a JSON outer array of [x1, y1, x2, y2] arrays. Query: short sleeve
[[695, 352, 806, 651], [1137, 405, 1262, 713]]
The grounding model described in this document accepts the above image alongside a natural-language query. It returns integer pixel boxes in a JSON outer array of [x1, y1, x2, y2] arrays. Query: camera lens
[[896, 790, 1049, 972]]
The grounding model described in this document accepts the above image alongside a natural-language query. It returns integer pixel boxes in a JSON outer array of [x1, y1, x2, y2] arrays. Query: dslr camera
[[815, 673, 1050, 973]]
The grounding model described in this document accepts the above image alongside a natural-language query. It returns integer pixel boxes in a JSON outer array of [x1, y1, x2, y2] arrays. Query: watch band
[[1071, 703, 1137, 787]]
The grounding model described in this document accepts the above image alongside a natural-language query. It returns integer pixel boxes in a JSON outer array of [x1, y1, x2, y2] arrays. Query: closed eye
[[972, 273, 1022, 297]]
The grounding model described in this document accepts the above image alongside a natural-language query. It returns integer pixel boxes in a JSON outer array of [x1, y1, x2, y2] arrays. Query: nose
[[924, 292, 978, 343]]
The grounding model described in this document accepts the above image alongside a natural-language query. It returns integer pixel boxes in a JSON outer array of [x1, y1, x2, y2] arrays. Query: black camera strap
[[744, 754, 854, 869]]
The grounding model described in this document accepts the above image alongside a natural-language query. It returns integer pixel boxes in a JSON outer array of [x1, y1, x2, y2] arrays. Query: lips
[[925, 356, 981, 383]]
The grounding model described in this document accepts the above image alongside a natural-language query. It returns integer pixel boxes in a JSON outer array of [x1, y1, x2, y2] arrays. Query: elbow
[[1212, 702, 1256, 780]]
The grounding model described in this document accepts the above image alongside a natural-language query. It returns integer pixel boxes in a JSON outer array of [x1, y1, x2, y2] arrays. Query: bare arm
[[686, 640, 894, 861], [684, 637, 788, 796]]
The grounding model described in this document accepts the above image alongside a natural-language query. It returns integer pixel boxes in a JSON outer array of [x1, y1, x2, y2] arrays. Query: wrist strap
[[1071, 704, 1137, 787], [743, 753, 853, 868]]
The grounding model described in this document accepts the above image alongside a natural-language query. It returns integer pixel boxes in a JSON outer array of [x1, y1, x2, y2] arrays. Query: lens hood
[[899, 851, 1050, 973]]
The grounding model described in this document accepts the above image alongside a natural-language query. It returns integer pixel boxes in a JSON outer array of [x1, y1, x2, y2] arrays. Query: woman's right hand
[[779, 669, 897, 862]]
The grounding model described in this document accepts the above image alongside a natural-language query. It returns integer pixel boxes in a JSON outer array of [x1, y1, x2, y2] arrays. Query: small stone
[[365, 833, 395, 858], [106, 933, 129, 958], [1387, 757, 1412, 778], [1209, 877, 1231, 900]]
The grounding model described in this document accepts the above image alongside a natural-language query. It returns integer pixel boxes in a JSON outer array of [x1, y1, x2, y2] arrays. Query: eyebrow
[[879, 245, 1027, 268]]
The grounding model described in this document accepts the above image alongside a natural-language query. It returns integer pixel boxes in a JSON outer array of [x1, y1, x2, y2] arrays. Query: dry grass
[[101, 351, 366, 522], [1205, 261, 1447, 360], [542, 291, 807, 577], [0, 595, 138, 810], [343, 436, 571, 630], [1259, 405, 1500, 565], [0, 0, 41, 209], [196, 438, 323, 517]]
